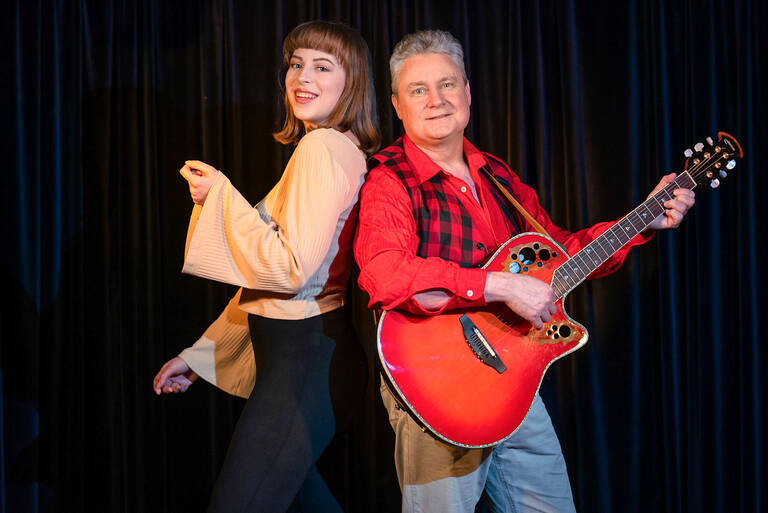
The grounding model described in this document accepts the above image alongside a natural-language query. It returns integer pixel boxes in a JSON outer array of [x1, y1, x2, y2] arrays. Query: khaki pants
[[380, 378, 576, 513]]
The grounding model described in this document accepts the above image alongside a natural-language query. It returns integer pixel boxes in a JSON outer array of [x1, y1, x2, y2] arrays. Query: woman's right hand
[[153, 356, 199, 395], [179, 160, 220, 205]]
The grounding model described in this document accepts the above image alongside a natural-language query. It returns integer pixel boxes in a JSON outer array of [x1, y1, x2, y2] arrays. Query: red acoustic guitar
[[377, 132, 743, 448]]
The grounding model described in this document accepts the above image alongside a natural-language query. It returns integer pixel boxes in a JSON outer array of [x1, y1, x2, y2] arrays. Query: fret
[[552, 273, 565, 298], [562, 261, 579, 283], [657, 186, 674, 201], [650, 195, 666, 212], [553, 279, 566, 299], [574, 256, 591, 281], [645, 198, 664, 217], [572, 253, 592, 277], [592, 238, 611, 261], [628, 211, 645, 231], [613, 223, 631, 244], [557, 263, 579, 289], [638, 202, 658, 223], [602, 229, 621, 252], [622, 217, 639, 238], [584, 248, 602, 270], [580, 244, 602, 268]]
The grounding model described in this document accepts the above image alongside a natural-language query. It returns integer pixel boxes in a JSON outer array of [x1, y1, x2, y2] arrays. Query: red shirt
[[354, 134, 652, 315]]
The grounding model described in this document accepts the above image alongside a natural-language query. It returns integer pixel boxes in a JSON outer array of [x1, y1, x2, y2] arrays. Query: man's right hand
[[152, 357, 199, 395], [484, 272, 557, 329]]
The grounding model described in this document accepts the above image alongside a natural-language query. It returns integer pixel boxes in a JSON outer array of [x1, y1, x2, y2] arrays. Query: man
[[354, 30, 694, 512]]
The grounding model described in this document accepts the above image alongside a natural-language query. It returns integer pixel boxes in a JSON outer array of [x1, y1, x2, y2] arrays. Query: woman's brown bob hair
[[273, 21, 380, 154]]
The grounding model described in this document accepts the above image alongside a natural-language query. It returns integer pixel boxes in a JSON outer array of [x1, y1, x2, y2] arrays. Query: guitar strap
[[480, 167, 553, 238]]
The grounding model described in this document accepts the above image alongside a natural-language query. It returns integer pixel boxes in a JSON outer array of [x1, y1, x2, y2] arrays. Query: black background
[[3, 1, 766, 512]]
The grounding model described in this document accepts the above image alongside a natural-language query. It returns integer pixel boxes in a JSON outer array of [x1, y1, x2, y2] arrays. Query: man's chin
[[424, 126, 463, 142]]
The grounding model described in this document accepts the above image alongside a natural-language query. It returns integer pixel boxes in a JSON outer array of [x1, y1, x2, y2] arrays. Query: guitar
[[377, 132, 743, 448]]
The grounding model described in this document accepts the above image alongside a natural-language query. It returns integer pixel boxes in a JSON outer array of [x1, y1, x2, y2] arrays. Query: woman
[[152, 20, 379, 512]]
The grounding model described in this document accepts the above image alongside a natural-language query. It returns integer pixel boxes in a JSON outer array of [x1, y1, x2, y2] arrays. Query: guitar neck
[[551, 172, 696, 299]]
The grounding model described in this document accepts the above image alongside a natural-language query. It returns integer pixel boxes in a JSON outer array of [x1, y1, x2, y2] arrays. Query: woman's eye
[[290, 62, 302, 69], [317, 66, 329, 72]]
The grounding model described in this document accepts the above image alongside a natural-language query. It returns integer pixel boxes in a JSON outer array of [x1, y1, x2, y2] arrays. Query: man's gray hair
[[390, 30, 467, 96]]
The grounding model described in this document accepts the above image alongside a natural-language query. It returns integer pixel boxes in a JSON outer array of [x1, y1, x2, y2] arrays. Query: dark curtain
[[3, 1, 765, 512]]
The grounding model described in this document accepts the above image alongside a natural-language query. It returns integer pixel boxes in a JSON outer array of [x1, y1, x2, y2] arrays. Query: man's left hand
[[647, 173, 696, 230]]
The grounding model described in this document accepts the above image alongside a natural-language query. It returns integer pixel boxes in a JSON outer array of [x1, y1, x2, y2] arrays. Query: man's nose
[[426, 87, 445, 107]]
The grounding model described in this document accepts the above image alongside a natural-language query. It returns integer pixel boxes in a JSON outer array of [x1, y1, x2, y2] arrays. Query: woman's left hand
[[152, 356, 199, 395], [180, 160, 220, 205]]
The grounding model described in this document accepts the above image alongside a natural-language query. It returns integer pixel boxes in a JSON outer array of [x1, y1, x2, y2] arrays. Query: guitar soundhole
[[501, 239, 560, 275], [542, 323, 574, 345], [519, 247, 536, 265]]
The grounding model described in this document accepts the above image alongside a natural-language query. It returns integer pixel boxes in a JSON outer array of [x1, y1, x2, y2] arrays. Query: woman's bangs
[[288, 26, 349, 68]]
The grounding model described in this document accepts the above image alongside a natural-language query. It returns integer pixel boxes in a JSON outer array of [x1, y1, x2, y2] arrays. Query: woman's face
[[286, 48, 347, 131]]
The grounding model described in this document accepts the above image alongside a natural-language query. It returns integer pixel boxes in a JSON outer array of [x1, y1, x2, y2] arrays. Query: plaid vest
[[368, 138, 524, 268]]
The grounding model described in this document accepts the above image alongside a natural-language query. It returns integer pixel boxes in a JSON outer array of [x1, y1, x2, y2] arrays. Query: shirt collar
[[403, 133, 489, 185]]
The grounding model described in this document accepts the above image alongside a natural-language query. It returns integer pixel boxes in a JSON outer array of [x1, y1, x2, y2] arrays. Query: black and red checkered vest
[[368, 138, 525, 268]]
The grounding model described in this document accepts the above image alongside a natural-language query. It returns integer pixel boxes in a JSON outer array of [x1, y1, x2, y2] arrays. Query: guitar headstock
[[683, 132, 744, 189]]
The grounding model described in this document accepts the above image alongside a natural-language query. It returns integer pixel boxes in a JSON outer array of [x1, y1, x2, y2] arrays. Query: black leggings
[[207, 307, 366, 513]]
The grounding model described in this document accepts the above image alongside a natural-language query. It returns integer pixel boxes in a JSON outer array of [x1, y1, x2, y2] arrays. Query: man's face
[[392, 53, 471, 149]]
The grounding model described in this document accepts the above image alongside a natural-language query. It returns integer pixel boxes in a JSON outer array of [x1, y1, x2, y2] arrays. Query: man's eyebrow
[[406, 75, 459, 88]]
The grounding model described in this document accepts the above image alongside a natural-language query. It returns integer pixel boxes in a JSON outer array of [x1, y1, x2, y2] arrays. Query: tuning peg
[[719, 170, 728, 178], [706, 136, 714, 145], [684, 148, 694, 158], [726, 159, 736, 169], [694, 142, 705, 152], [710, 178, 720, 188]]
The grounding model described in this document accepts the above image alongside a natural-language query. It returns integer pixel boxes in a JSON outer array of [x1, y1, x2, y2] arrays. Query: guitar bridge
[[459, 314, 507, 374]]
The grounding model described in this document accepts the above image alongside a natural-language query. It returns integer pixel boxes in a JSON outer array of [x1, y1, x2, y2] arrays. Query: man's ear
[[392, 93, 404, 120], [465, 80, 471, 107]]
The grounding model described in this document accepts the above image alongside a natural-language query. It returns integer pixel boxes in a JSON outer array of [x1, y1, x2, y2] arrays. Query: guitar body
[[378, 233, 588, 448]]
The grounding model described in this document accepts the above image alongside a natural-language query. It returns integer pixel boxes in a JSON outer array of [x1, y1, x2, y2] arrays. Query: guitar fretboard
[[551, 172, 696, 299]]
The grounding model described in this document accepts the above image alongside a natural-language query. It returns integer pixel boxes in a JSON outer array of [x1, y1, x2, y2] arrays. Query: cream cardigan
[[179, 129, 366, 397]]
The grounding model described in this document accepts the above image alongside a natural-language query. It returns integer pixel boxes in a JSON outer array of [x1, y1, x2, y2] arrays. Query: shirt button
[[460, 186, 467, 193], [467, 290, 474, 297]]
